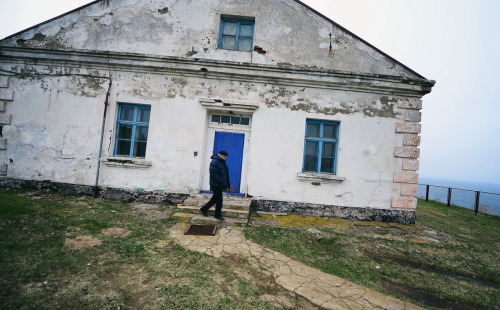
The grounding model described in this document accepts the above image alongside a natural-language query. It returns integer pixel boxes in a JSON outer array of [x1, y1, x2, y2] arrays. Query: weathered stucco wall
[[0, 59, 418, 209], [0, 0, 433, 216], [2, 0, 418, 79], [0, 71, 107, 185]]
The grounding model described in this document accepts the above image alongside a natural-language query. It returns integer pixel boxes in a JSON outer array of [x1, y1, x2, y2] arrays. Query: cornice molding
[[0, 46, 434, 96], [199, 98, 259, 114]]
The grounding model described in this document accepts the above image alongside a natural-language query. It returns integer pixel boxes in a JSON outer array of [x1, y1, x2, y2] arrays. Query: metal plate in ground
[[184, 225, 217, 236]]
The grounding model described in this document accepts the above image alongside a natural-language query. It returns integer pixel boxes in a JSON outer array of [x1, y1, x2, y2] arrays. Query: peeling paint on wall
[[1, 0, 422, 78], [0, 0, 433, 214]]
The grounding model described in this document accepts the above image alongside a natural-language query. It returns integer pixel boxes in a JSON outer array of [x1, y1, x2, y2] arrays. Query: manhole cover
[[184, 225, 218, 236]]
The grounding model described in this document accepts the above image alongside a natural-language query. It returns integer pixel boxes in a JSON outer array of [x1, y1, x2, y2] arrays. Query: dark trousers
[[201, 189, 223, 218]]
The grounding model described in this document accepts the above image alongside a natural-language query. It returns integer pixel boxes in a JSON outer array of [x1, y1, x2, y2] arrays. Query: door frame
[[201, 115, 252, 195], [198, 98, 259, 196]]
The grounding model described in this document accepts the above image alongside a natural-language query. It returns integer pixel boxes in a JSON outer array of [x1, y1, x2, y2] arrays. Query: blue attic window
[[218, 17, 255, 51], [303, 120, 339, 174], [114, 104, 151, 158]]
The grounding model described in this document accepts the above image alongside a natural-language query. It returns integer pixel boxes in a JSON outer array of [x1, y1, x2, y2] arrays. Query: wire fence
[[417, 184, 500, 216]]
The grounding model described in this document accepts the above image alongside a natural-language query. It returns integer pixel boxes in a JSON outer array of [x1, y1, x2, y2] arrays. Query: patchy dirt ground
[[20, 191, 61, 200], [131, 203, 171, 220], [64, 236, 102, 250], [101, 227, 131, 237], [64, 228, 131, 250]]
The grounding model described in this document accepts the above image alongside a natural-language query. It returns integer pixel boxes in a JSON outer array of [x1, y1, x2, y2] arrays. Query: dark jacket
[[209, 155, 230, 190]]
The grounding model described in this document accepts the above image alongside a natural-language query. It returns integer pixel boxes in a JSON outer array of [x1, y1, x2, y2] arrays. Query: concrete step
[[182, 197, 203, 207], [177, 205, 249, 219], [175, 194, 252, 227], [182, 194, 252, 211], [172, 212, 195, 223], [172, 212, 248, 227], [190, 214, 248, 227]]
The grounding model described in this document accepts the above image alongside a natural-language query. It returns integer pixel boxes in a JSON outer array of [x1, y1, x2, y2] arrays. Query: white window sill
[[101, 157, 152, 169], [297, 172, 346, 183]]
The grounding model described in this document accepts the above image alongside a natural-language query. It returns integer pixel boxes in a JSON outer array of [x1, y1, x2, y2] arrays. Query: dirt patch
[[22, 282, 44, 291], [259, 294, 295, 309], [131, 203, 170, 220], [67, 201, 90, 207], [21, 192, 60, 200], [101, 228, 131, 237], [64, 236, 102, 250], [380, 279, 477, 310], [348, 223, 457, 243]]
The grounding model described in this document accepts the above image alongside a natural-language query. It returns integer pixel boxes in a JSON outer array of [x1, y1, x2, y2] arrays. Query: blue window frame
[[114, 104, 151, 158], [303, 120, 339, 174], [218, 18, 255, 51]]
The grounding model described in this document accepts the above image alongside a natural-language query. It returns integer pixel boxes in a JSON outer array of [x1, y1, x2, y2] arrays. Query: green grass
[[244, 199, 500, 310], [2, 189, 499, 309], [0, 189, 314, 310]]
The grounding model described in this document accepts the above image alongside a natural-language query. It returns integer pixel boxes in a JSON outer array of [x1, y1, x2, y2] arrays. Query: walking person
[[200, 150, 230, 221]]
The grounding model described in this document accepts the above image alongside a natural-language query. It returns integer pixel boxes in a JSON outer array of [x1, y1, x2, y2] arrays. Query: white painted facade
[[0, 0, 433, 213]]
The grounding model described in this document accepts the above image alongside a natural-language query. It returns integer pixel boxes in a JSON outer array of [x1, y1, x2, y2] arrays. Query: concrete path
[[169, 223, 423, 310]]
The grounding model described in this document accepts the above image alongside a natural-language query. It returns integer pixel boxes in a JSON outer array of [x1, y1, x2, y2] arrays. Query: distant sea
[[417, 178, 500, 216]]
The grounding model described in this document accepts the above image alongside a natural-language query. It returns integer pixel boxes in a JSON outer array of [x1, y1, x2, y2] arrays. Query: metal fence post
[[447, 188, 452, 207], [425, 185, 430, 201], [474, 191, 480, 214]]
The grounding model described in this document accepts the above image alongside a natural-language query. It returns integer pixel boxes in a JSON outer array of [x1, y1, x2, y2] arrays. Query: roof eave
[[292, 0, 430, 81], [0, 0, 103, 42]]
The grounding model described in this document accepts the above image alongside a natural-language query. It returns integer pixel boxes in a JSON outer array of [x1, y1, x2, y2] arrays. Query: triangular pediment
[[0, 0, 425, 79]]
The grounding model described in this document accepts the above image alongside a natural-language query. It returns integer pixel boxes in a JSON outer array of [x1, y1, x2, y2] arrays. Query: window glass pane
[[306, 123, 320, 137], [221, 115, 231, 123], [120, 106, 134, 121], [222, 35, 236, 50], [211, 115, 221, 122], [305, 141, 318, 156], [118, 124, 133, 139], [137, 108, 150, 123], [320, 158, 334, 173], [238, 37, 253, 51], [116, 140, 131, 156], [230, 116, 240, 124], [304, 156, 318, 172], [322, 142, 334, 157], [134, 141, 147, 158], [240, 117, 250, 125], [323, 124, 336, 139], [223, 22, 237, 35], [135, 126, 149, 141], [240, 24, 254, 36], [115, 104, 151, 158]]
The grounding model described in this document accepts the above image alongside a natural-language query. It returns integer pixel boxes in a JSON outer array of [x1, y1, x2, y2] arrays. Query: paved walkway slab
[[169, 223, 423, 310]]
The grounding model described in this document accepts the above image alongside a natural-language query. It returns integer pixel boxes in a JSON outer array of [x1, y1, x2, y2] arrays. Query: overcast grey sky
[[1, 0, 499, 186]]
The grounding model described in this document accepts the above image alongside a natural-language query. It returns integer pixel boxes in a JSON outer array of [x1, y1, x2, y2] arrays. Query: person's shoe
[[199, 208, 208, 217], [214, 216, 225, 221]]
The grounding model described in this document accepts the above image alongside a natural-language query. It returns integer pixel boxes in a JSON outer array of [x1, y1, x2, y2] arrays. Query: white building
[[0, 0, 434, 223]]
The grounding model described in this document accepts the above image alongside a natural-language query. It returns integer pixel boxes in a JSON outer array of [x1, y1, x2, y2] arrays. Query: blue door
[[213, 131, 245, 193]]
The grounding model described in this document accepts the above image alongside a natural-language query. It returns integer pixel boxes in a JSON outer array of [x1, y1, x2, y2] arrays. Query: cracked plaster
[[2, 0, 422, 78], [0, 0, 433, 213]]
